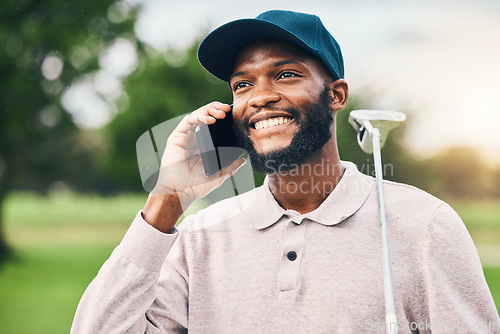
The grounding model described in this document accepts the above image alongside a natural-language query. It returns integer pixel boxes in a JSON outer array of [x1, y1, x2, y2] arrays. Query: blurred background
[[1, 0, 499, 332]]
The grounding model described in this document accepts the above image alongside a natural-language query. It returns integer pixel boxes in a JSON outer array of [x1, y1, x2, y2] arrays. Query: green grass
[[3, 192, 148, 227], [0, 244, 115, 334], [452, 200, 500, 245], [485, 267, 500, 310], [452, 200, 500, 229], [1, 193, 142, 334], [0, 193, 499, 333]]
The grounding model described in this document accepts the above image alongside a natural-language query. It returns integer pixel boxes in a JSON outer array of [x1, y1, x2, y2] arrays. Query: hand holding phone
[[195, 106, 247, 176], [137, 102, 245, 205], [137, 102, 250, 232]]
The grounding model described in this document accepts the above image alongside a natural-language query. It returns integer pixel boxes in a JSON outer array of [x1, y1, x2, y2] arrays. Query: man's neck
[[267, 142, 344, 214]]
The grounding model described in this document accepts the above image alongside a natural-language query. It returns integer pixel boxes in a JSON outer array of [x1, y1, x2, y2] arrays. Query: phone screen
[[195, 107, 247, 176]]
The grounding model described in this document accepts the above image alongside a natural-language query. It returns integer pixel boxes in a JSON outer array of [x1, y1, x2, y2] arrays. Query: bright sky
[[64, 0, 500, 164]]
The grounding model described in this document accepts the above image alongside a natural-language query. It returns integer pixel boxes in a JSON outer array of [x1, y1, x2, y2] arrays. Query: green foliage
[[0, 0, 138, 261], [0, 0, 130, 191], [417, 147, 499, 201]]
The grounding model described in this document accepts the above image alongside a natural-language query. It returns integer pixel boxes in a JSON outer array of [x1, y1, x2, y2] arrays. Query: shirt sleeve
[[70, 211, 189, 334], [420, 202, 500, 333]]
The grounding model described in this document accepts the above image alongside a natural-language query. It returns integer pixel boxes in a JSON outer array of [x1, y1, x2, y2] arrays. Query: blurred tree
[[422, 147, 496, 200], [491, 167, 500, 198], [0, 0, 136, 263]]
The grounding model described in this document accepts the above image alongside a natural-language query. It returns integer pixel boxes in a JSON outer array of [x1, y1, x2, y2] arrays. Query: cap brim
[[198, 19, 316, 82]]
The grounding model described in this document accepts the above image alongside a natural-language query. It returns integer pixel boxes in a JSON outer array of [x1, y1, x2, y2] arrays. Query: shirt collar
[[249, 161, 374, 229]]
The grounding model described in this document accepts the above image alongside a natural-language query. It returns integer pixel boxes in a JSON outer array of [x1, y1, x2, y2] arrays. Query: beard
[[234, 84, 334, 174]]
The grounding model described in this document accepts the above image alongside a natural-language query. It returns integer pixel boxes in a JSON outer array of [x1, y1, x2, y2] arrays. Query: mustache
[[240, 106, 302, 129]]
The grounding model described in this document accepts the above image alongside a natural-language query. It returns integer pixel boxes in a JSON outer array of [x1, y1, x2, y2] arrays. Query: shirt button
[[287, 251, 297, 261]]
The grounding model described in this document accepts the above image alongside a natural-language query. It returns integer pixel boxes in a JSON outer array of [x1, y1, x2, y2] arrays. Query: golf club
[[349, 109, 407, 334]]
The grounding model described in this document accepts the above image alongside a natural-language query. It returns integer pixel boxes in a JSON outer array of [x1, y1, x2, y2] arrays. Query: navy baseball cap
[[198, 10, 344, 83]]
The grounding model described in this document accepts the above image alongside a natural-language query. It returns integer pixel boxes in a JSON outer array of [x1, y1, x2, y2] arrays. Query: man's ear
[[329, 79, 349, 111]]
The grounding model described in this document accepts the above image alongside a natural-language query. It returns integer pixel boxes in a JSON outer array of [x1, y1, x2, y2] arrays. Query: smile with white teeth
[[254, 117, 292, 130]]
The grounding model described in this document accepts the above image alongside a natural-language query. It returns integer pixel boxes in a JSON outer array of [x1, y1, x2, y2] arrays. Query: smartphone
[[195, 106, 247, 176]]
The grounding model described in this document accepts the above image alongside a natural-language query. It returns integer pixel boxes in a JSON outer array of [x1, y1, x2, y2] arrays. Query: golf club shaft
[[368, 125, 398, 334]]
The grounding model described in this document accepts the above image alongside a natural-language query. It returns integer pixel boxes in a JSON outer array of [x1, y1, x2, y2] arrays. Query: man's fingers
[[174, 114, 214, 133], [206, 105, 228, 119], [219, 157, 247, 179], [165, 102, 231, 161], [173, 103, 230, 134]]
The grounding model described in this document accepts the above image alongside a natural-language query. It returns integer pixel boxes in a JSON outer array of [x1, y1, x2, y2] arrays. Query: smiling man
[[229, 39, 347, 213], [71, 10, 499, 333]]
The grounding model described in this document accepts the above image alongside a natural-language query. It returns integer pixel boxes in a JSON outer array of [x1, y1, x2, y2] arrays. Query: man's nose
[[247, 81, 280, 108]]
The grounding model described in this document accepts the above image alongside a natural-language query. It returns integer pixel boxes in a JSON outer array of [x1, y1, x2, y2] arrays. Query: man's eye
[[277, 71, 299, 80], [233, 82, 250, 92]]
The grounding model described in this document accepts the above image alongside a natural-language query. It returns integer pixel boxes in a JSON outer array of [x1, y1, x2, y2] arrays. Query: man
[[71, 10, 499, 333]]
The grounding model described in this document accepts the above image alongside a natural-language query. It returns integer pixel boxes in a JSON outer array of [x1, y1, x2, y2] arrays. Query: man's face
[[229, 40, 335, 173]]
